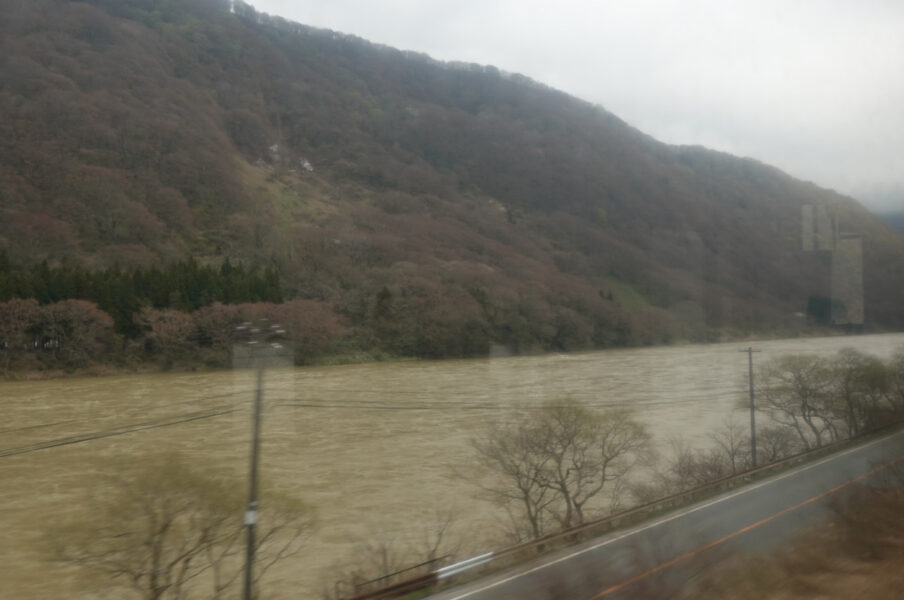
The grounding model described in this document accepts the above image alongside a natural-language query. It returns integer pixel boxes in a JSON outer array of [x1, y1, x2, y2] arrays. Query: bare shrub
[[677, 454, 904, 599], [756, 424, 801, 463], [709, 416, 751, 474], [47, 453, 312, 600], [321, 510, 463, 600], [887, 346, 904, 414], [830, 348, 893, 438]]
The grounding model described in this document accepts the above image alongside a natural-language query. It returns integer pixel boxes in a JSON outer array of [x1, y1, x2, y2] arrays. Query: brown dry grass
[[679, 480, 904, 599]]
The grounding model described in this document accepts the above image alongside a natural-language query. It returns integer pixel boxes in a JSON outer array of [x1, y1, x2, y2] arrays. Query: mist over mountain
[[877, 212, 904, 235], [2, 0, 902, 359]]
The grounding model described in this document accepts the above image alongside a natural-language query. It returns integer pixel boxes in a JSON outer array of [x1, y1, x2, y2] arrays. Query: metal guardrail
[[357, 556, 449, 591], [342, 420, 904, 600], [339, 556, 449, 600], [342, 572, 439, 600], [436, 553, 494, 580]]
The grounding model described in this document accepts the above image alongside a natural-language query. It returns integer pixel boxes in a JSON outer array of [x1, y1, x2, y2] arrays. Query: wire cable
[[0, 405, 243, 459], [0, 388, 254, 436], [270, 394, 736, 411]]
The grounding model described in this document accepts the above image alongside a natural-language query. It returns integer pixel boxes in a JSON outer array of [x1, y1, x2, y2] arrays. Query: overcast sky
[[246, 0, 903, 212]]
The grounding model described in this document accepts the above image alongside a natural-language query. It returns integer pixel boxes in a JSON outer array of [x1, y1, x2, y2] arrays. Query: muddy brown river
[[2, 333, 903, 598]]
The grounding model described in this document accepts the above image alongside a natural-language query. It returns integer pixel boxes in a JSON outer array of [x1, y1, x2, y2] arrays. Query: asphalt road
[[428, 429, 904, 600]]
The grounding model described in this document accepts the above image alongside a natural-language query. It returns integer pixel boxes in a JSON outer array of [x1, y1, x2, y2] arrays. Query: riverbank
[[1, 324, 868, 382]]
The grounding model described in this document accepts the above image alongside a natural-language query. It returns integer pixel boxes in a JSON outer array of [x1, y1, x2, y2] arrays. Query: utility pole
[[740, 347, 761, 467], [244, 351, 263, 600], [237, 320, 285, 600]]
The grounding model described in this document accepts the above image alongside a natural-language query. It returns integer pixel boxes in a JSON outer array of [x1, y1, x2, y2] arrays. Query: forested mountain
[[2, 0, 903, 365]]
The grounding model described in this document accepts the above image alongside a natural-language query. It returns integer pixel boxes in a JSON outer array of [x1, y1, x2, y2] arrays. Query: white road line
[[438, 430, 904, 600]]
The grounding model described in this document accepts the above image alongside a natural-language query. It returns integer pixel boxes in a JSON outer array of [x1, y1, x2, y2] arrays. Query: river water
[[2, 333, 903, 598]]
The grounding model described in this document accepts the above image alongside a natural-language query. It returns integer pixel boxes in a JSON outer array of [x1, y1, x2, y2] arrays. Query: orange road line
[[587, 454, 904, 599]]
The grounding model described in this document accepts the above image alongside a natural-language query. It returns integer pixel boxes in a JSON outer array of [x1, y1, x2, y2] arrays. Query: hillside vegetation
[[2, 0, 903, 368]]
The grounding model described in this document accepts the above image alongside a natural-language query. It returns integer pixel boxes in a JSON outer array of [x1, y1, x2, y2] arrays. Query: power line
[[117, 388, 254, 417], [274, 385, 748, 398], [0, 405, 243, 459], [262, 385, 747, 405], [270, 395, 740, 412], [0, 389, 254, 436], [1, 377, 749, 459], [6, 385, 744, 435], [2, 385, 748, 440], [0, 418, 81, 435]]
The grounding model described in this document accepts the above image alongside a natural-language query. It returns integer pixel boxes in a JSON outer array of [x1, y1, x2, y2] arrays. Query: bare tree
[[412, 508, 462, 563], [469, 401, 650, 538], [657, 435, 699, 492], [709, 416, 750, 474], [48, 454, 312, 600], [662, 437, 732, 489], [756, 354, 840, 449], [536, 402, 606, 529], [830, 348, 891, 438], [470, 417, 558, 540], [647, 421, 753, 498], [756, 425, 800, 463], [640, 436, 706, 493], [888, 346, 904, 414], [597, 408, 653, 492]]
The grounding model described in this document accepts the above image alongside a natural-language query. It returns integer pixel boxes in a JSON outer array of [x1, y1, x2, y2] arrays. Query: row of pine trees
[[0, 252, 282, 337]]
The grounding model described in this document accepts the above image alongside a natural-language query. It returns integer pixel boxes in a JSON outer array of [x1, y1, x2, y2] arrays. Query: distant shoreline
[[3, 326, 891, 383]]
